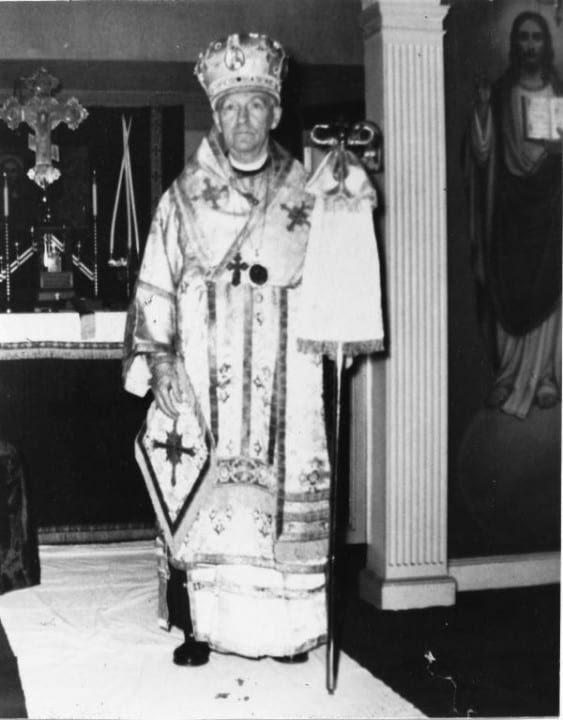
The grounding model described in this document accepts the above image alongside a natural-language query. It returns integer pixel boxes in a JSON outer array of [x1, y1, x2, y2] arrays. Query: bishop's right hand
[[149, 356, 183, 419]]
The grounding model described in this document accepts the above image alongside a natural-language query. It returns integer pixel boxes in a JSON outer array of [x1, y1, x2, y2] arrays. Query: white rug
[[0, 542, 424, 719]]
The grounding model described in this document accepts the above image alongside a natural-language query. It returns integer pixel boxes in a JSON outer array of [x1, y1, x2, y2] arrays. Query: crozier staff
[[123, 33, 331, 667]]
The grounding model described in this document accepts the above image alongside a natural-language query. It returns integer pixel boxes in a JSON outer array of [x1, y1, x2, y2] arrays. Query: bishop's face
[[515, 18, 546, 73], [213, 91, 282, 164]]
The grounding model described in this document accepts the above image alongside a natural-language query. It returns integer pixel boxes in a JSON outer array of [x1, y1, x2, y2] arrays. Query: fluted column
[[358, 0, 455, 609]]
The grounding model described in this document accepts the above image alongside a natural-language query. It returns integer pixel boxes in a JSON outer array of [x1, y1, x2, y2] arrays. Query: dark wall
[[444, 3, 499, 469]]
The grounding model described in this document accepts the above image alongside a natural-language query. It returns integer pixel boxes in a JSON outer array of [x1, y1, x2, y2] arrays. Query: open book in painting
[[524, 96, 563, 141]]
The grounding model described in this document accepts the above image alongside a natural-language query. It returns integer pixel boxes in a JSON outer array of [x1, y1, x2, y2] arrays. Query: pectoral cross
[[0, 68, 88, 188], [153, 428, 196, 487], [227, 252, 248, 286]]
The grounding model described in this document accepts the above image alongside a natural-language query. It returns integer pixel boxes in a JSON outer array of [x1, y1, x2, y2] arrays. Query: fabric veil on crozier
[[296, 148, 385, 357]]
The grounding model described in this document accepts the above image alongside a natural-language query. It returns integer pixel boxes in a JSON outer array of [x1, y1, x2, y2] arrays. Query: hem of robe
[[155, 539, 328, 658], [186, 563, 327, 659], [200, 635, 327, 660]]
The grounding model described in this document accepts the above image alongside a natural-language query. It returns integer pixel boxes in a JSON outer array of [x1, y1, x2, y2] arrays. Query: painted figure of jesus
[[465, 11, 562, 419]]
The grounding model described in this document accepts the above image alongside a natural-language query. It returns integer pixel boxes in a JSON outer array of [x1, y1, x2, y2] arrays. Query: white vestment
[[123, 131, 330, 658]]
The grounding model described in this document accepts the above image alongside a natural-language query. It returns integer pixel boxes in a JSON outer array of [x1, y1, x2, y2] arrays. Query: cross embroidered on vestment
[[192, 177, 229, 209], [153, 428, 196, 486], [280, 201, 312, 231]]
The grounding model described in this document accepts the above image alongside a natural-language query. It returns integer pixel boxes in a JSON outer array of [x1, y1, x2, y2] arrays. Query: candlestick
[[4, 212, 10, 312], [3, 172, 9, 219], [92, 170, 98, 218], [93, 215, 99, 298]]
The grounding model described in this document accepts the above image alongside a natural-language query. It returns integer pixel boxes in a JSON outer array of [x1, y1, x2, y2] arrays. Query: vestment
[[466, 74, 562, 418], [123, 129, 330, 658]]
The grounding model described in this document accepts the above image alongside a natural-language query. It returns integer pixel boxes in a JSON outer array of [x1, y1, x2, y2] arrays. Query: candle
[[3, 173, 9, 219], [92, 170, 98, 218]]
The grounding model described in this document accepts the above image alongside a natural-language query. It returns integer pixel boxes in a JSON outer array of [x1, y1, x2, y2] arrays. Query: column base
[[360, 569, 457, 610]]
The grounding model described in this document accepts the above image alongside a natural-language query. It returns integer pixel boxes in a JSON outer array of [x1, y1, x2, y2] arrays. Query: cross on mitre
[[0, 67, 88, 188]]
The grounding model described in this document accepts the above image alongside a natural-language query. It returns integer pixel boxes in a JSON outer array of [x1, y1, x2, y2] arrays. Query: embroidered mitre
[[195, 33, 287, 109]]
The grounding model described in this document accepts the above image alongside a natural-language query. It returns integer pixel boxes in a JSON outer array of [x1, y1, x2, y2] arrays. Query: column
[[358, 0, 455, 609]]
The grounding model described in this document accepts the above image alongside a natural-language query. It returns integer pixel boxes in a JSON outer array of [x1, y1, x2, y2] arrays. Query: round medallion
[[249, 264, 268, 285]]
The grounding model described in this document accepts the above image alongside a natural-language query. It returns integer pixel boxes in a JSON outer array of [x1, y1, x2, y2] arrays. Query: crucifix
[[0, 68, 90, 309], [0, 67, 88, 189]]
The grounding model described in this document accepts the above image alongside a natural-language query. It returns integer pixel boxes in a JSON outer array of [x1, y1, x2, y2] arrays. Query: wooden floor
[[340, 550, 560, 717]]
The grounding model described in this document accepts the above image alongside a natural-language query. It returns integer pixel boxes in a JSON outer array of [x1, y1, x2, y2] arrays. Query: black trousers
[[166, 563, 193, 636]]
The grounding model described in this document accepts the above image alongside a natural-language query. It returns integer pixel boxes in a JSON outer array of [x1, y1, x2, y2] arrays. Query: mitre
[[195, 32, 287, 108]]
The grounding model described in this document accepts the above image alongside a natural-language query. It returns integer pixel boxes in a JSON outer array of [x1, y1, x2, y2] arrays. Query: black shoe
[[273, 651, 309, 664], [173, 638, 210, 666]]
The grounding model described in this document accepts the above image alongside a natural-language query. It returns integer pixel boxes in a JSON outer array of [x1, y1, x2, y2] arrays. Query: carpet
[[0, 542, 424, 720]]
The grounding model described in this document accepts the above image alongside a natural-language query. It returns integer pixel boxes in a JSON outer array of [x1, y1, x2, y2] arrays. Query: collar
[[229, 151, 269, 173]]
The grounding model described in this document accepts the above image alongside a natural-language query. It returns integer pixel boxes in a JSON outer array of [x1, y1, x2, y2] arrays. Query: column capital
[[362, 0, 450, 40]]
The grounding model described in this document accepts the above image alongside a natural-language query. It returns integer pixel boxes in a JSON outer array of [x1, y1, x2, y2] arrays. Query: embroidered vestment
[[123, 131, 330, 658]]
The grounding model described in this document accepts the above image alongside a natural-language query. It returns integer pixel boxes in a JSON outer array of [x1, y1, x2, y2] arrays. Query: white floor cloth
[[0, 542, 424, 719]]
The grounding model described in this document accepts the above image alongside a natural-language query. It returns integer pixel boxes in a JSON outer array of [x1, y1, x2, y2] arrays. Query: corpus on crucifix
[[0, 67, 88, 189]]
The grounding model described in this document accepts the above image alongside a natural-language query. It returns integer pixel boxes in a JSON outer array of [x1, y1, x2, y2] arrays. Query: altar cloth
[[0, 311, 126, 359], [0, 542, 425, 719]]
